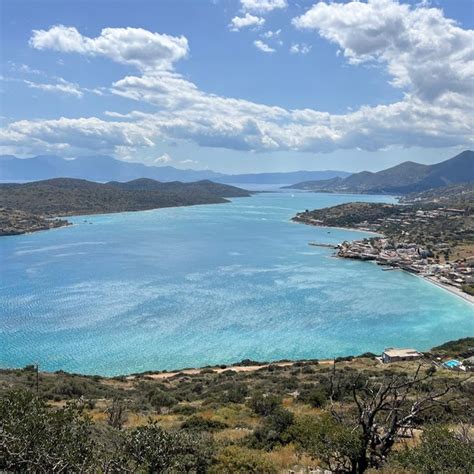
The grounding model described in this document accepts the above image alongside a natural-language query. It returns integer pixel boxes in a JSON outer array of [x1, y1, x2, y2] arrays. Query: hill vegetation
[[1, 339, 472, 473], [0, 178, 250, 235], [0, 178, 250, 216], [285, 150, 474, 194]]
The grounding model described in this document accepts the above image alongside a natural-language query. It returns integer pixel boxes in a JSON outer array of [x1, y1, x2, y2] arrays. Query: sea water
[[1, 192, 472, 375]]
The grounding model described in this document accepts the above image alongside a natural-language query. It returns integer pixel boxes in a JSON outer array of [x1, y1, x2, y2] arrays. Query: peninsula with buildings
[[293, 183, 474, 300]]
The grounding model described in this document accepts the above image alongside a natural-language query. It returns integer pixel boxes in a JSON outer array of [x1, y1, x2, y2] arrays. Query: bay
[[1, 192, 472, 375]]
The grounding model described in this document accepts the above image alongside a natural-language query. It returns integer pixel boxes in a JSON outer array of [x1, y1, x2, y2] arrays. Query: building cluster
[[337, 237, 473, 290], [382, 347, 473, 372]]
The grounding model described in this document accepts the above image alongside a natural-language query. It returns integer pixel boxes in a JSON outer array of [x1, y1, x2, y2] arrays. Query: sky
[[0, 0, 473, 173]]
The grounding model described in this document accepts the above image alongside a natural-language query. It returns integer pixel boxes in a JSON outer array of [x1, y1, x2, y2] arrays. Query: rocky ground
[[0, 208, 70, 236]]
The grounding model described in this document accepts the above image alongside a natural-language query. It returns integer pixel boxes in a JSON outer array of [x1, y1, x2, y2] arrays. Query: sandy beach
[[422, 275, 474, 304]]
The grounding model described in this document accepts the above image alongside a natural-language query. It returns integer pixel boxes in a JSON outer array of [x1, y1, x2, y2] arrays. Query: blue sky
[[1, 0, 473, 173]]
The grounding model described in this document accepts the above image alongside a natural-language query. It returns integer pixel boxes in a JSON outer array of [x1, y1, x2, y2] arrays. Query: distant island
[[284, 150, 474, 194], [0, 178, 250, 236], [293, 183, 474, 299]]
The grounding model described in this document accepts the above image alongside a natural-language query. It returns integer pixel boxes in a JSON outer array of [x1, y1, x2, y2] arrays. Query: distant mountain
[[0, 154, 349, 185], [0, 155, 224, 183], [0, 178, 250, 217], [215, 170, 350, 184], [284, 150, 474, 194]]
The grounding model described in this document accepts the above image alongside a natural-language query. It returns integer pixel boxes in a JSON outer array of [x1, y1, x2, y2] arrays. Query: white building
[[382, 348, 422, 363]]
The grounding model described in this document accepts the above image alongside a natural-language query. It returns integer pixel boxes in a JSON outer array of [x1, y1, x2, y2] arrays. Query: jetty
[[308, 242, 337, 249]]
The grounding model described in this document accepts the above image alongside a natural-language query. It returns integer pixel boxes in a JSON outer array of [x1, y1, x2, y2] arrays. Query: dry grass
[[213, 427, 253, 442], [266, 444, 319, 473]]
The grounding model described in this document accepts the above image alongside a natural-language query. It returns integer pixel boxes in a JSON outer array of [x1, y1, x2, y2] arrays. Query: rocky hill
[[0, 178, 250, 234], [285, 150, 474, 194]]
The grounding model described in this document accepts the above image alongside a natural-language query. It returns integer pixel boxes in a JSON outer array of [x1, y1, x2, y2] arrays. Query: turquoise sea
[[1, 192, 473, 375]]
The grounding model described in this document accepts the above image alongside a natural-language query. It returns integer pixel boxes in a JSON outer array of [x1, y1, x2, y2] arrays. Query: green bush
[[250, 407, 295, 450], [292, 414, 362, 472], [298, 387, 328, 408], [391, 425, 474, 473], [248, 392, 281, 416], [126, 422, 213, 473], [0, 390, 96, 472], [147, 388, 177, 409], [181, 415, 228, 432]]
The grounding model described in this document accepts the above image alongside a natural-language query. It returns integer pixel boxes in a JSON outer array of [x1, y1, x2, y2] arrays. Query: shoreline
[[2, 335, 472, 379], [420, 274, 474, 304], [298, 220, 473, 305], [294, 220, 382, 236]]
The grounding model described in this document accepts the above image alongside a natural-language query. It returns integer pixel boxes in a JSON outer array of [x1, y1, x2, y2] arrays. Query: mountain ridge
[[0, 154, 349, 184], [284, 150, 474, 194]]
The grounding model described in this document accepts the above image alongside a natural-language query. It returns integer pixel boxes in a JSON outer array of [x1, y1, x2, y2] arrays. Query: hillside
[[1, 338, 472, 473], [285, 150, 474, 194], [401, 182, 474, 208], [0, 208, 70, 236], [0, 178, 250, 234], [0, 154, 349, 184]]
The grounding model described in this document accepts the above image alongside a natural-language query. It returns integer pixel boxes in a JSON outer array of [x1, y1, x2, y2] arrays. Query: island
[[293, 183, 474, 300], [0, 178, 250, 236]]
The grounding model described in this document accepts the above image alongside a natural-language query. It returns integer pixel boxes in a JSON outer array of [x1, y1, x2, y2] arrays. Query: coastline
[[299, 220, 473, 305], [420, 275, 474, 304], [298, 221, 382, 236]]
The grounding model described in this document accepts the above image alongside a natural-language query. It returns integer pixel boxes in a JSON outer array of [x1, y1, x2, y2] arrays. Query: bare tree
[[106, 398, 127, 430], [327, 364, 471, 473]]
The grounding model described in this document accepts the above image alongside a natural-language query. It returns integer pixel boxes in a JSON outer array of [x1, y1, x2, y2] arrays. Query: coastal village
[[336, 236, 473, 299], [294, 198, 474, 301]]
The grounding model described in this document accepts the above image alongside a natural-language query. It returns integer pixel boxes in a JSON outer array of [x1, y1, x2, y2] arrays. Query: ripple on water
[[1, 192, 473, 375]]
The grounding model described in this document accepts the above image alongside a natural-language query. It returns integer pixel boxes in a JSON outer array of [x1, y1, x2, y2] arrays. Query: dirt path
[[128, 359, 334, 380]]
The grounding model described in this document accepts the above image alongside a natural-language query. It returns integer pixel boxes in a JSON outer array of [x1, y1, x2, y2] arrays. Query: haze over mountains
[[0, 154, 349, 185], [284, 151, 474, 194]]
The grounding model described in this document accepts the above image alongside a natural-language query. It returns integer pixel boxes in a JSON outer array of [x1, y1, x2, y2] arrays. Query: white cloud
[[1, 14, 472, 157], [261, 29, 281, 39], [24, 78, 84, 98], [180, 159, 198, 164], [0, 116, 154, 155], [30, 25, 189, 72], [241, 0, 287, 14], [154, 153, 172, 163], [253, 40, 276, 53], [293, 0, 474, 101], [229, 13, 265, 31], [290, 43, 311, 55], [8, 62, 44, 76]]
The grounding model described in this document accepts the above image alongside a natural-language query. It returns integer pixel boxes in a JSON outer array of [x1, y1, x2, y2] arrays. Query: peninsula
[[293, 183, 474, 300], [0, 178, 250, 236]]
